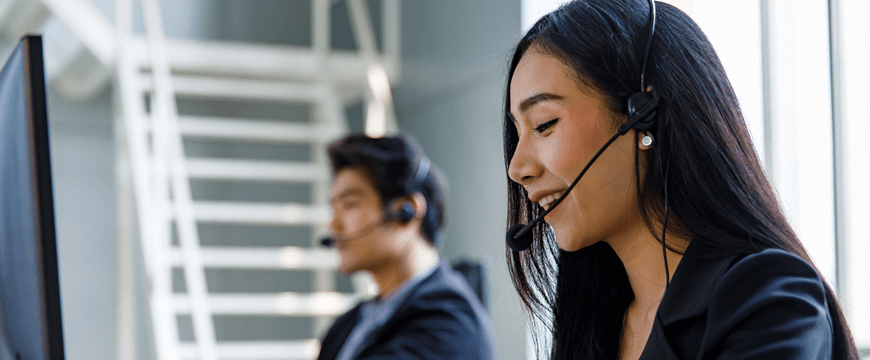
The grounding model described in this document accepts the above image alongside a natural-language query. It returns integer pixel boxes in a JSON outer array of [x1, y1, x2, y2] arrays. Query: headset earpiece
[[381, 157, 430, 225], [627, 91, 659, 131], [394, 157, 429, 224], [395, 201, 416, 224], [617, 90, 661, 136]]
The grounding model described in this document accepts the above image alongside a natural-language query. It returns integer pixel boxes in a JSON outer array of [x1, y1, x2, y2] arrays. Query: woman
[[503, 0, 858, 359]]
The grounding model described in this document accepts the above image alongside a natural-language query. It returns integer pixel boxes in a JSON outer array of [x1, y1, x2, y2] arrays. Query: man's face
[[327, 167, 400, 274]]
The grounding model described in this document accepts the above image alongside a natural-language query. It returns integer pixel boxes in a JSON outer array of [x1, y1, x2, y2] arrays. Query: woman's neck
[[606, 221, 688, 310], [607, 220, 690, 360]]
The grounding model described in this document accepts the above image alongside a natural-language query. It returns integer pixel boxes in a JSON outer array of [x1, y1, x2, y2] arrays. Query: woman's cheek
[[549, 128, 590, 181]]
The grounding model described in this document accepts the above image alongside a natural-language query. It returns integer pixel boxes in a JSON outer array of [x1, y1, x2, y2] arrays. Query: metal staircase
[[0, 0, 400, 359]]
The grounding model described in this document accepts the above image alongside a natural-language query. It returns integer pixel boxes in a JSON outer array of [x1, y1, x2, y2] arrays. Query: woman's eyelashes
[[533, 118, 559, 134]]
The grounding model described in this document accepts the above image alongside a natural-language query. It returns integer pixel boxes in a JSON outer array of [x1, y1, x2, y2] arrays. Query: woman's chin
[[556, 232, 581, 252], [556, 240, 583, 252], [553, 229, 587, 252]]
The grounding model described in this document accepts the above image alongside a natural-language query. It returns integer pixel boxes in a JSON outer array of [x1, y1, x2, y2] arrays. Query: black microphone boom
[[320, 218, 386, 247], [506, 131, 623, 251]]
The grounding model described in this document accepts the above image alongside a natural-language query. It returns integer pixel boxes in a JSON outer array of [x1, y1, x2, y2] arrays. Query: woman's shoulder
[[725, 248, 824, 283], [701, 248, 833, 358], [712, 247, 829, 316]]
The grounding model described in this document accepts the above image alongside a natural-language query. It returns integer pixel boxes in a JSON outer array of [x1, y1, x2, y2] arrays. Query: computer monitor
[[0, 36, 65, 360]]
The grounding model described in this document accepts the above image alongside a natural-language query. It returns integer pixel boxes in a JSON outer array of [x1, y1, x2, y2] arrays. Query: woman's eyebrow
[[518, 93, 564, 113]]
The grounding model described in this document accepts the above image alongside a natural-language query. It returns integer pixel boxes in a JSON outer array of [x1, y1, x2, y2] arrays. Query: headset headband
[[412, 157, 430, 191]]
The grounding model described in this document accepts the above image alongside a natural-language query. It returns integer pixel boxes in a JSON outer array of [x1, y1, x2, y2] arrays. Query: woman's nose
[[508, 136, 542, 185]]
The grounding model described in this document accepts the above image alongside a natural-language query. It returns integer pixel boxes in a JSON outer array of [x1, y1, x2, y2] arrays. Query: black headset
[[507, 0, 664, 273], [321, 156, 431, 247], [394, 156, 431, 224]]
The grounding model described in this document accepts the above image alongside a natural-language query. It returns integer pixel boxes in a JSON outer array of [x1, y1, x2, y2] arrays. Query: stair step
[[140, 73, 327, 102], [186, 158, 330, 182], [192, 201, 330, 225], [178, 116, 344, 143], [127, 36, 396, 83], [173, 292, 357, 316], [169, 246, 338, 270], [178, 340, 319, 360]]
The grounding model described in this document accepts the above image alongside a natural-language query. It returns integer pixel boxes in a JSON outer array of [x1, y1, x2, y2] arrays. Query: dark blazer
[[317, 261, 496, 360], [640, 241, 833, 359]]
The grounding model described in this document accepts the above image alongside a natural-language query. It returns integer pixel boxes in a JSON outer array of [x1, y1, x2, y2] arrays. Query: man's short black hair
[[327, 133, 446, 246]]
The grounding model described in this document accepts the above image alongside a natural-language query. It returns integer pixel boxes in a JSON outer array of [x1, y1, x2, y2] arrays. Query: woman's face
[[508, 47, 646, 252]]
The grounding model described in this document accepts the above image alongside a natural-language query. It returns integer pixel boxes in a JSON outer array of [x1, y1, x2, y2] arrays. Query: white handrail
[[140, 0, 218, 359], [114, 0, 174, 359], [347, 0, 399, 137]]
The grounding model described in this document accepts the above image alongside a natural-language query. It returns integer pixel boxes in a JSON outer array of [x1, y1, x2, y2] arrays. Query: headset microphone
[[320, 218, 386, 247], [506, 131, 624, 251], [322, 157, 431, 247], [320, 201, 418, 247], [507, 0, 659, 252]]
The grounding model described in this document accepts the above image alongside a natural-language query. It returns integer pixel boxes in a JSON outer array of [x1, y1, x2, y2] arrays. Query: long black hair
[[502, 1, 859, 359]]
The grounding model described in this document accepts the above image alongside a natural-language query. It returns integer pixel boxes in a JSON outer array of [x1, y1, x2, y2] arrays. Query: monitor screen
[[0, 36, 65, 360]]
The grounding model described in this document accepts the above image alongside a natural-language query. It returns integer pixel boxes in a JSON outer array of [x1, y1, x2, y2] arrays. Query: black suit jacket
[[317, 261, 496, 360], [640, 241, 833, 359]]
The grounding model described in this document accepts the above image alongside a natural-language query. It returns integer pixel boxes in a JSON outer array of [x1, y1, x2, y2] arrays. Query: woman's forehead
[[511, 52, 607, 118], [511, 52, 583, 106]]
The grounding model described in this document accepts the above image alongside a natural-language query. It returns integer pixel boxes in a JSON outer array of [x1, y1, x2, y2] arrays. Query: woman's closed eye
[[534, 118, 559, 134]]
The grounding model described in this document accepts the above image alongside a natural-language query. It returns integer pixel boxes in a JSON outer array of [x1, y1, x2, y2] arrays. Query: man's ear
[[409, 192, 428, 219]]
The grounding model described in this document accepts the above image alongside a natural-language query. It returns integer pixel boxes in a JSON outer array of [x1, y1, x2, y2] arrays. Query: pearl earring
[[641, 134, 654, 147]]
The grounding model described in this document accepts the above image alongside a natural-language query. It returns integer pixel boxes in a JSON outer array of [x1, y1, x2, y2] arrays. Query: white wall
[[49, 87, 118, 360], [394, 1, 527, 359]]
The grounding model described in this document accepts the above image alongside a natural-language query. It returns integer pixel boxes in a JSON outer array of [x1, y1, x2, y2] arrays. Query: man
[[317, 134, 495, 360]]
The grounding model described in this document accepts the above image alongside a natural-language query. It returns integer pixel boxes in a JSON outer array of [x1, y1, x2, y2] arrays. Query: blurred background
[[0, 0, 866, 359]]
